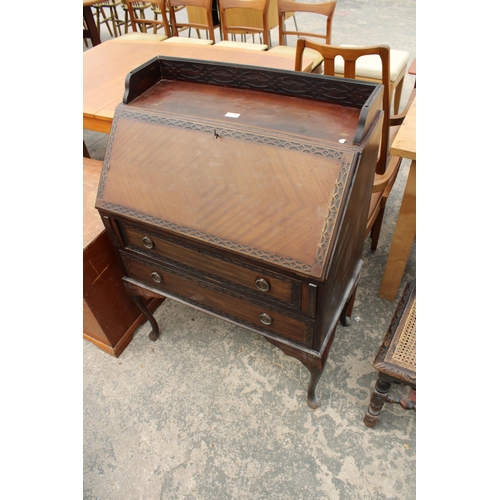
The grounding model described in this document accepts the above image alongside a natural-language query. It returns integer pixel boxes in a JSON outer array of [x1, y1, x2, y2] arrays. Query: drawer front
[[121, 252, 313, 347], [120, 222, 302, 310]]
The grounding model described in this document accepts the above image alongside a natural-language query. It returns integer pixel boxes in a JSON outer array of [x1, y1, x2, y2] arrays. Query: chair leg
[[363, 376, 391, 428], [111, 6, 122, 36], [370, 202, 387, 251], [98, 6, 114, 37], [393, 78, 405, 115]]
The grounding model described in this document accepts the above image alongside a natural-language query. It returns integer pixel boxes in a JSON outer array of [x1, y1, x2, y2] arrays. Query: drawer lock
[[151, 271, 163, 284], [142, 236, 154, 249], [255, 278, 270, 292], [259, 313, 273, 326]]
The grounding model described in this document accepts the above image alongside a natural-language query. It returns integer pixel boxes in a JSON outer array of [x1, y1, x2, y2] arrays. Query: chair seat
[[335, 45, 410, 82], [163, 36, 213, 45], [118, 32, 168, 41], [215, 40, 268, 51], [268, 45, 324, 70]]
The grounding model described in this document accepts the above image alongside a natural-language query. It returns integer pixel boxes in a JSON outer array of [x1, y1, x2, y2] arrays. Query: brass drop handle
[[151, 271, 163, 284], [255, 278, 270, 292], [142, 236, 155, 250], [259, 313, 273, 326], [142, 236, 154, 249]]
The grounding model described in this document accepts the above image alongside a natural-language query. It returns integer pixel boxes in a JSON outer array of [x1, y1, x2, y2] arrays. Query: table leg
[[379, 159, 416, 301], [83, 6, 101, 47]]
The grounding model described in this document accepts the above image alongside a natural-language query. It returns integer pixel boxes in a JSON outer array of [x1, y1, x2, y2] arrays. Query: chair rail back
[[219, 0, 271, 46], [277, 0, 336, 45]]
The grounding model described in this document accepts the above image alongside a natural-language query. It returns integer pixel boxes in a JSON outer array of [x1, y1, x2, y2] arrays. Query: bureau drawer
[[120, 223, 302, 310], [121, 253, 313, 347]]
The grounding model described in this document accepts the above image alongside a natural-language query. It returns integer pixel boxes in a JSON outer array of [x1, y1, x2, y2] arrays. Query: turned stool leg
[[363, 376, 391, 428]]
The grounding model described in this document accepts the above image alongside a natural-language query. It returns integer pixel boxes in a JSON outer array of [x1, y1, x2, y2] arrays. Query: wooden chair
[[123, 0, 170, 39], [295, 39, 415, 251], [216, 0, 271, 50], [268, 0, 336, 73], [363, 280, 416, 428], [120, 1, 156, 35], [335, 44, 409, 115], [94, 1, 125, 38], [151, 1, 184, 34], [168, 0, 219, 42]]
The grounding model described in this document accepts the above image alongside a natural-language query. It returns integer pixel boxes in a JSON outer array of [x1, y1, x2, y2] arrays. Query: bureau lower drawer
[[119, 222, 302, 310], [121, 252, 313, 347]]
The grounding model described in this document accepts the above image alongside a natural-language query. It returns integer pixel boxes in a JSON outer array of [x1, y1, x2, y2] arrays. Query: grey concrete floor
[[83, 1, 416, 499]]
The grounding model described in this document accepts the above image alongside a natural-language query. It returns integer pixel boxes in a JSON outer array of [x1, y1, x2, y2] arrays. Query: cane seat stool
[[363, 279, 416, 428]]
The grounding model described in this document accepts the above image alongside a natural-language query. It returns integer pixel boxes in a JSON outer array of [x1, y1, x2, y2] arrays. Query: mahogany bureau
[[96, 57, 383, 407]]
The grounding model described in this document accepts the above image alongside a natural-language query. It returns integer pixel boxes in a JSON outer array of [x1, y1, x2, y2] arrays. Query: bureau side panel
[[313, 113, 383, 351]]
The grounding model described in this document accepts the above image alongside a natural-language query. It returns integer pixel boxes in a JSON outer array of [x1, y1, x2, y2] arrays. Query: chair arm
[[373, 155, 403, 195], [389, 87, 416, 126]]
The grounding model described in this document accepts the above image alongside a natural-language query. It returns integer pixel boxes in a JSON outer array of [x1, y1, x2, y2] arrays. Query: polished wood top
[[83, 39, 313, 132], [390, 97, 416, 160]]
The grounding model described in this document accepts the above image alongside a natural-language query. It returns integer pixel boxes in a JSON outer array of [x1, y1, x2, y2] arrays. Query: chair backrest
[[125, 0, 171, 36], [169, 0, 218, 41], [277, 0, 336, 46], [218, 0, 271, 46], [295, 39, 390, 175]]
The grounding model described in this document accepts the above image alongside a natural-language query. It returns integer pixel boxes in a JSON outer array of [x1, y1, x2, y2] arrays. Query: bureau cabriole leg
[[306, 362, 326, 410], [340, 290, 356, 327], [123, 280, 161, 341], [266, 329, 335, 409]]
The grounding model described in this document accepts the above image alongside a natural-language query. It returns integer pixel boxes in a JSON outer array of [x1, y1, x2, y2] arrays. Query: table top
[[83, 0, 101, 7], [83, 39, 313, 133], [390, 97, 416, 160]]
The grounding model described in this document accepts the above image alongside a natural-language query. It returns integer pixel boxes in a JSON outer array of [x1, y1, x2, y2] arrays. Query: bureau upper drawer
[[122, 253, 313, 347], [119, 222, 302, 309]]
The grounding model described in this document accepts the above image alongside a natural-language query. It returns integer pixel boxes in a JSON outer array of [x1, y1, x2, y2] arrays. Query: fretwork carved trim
[[98, 110, 354, 275]]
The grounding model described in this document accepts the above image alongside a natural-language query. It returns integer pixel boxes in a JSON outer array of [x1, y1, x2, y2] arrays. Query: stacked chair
[[269, 0, 337, 72], [93, 1, 126, 38], [167, 0, 220, 43], [121, 0, 170, 40]]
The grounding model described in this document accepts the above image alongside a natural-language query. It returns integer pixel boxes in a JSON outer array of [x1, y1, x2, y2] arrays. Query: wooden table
[[379, 97, 416, 301], [84, 157, 163, 356], [83, 38, 312, 133], [83, 0, 101, 46]]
